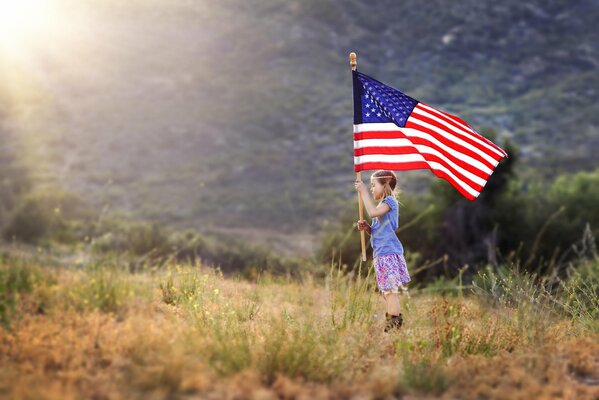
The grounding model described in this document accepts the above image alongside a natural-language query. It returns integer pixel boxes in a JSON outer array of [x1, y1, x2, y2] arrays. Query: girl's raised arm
[[354, 181, 391, 218]]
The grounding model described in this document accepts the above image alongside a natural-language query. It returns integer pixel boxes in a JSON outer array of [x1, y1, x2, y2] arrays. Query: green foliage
[[0, 257, 56, 327], [470, 257, 597, 343], [92, 219, 171, 257], [257, 313, 348, 384], [397, 355, 448, 396], [0, 122, 31, 228], [327, 259, 377, 330], [557, 258, 599, 333], [3, 190, 92, 244]]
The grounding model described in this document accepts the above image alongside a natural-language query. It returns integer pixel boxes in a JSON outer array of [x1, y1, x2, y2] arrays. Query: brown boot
[[384, 312, 403, 332]]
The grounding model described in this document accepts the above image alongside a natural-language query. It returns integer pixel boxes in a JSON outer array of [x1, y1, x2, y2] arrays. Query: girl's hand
[[356, 220, 371, 234], [354, 180, 368, 194]]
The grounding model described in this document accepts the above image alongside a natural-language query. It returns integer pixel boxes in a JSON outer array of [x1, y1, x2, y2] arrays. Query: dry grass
[[0, 257, 598, 399]]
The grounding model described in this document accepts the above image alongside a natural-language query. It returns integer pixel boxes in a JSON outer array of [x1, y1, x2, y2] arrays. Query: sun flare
[[0, 0, 64, 52]]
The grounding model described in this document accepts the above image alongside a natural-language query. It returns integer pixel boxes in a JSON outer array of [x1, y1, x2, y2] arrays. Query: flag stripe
[[399, 127, 495, 176], [354, 161, 431, 173], [353, 138, 414, 148], [435, 107, 508, 157], [354, 143, 488, 187], [416, 103, 506, 158], [354, 138, 487, 190], [354, 130, 407, 140], [355, 157, 480, 200], [354, 125, 495, 176], [354, 152, 484, 193], [407, 113, 499, 168], [354, 154, 426, 164], [412, 106, 504, 161], [353, 124, 493, 198]]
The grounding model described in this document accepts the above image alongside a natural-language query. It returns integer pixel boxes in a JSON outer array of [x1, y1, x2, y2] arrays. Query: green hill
[[2, 0, 597, 251]]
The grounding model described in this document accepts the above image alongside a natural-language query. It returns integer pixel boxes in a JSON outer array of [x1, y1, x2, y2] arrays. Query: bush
[[3, 190, 93, 244], [92, 219, 171, 257], [0, 257, 56, 327]]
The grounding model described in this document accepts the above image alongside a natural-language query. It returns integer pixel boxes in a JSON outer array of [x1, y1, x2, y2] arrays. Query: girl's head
[[370, 170, 398, 201]]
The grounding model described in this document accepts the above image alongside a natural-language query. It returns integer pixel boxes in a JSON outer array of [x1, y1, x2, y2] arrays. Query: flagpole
[[350, 52, 367, 262]]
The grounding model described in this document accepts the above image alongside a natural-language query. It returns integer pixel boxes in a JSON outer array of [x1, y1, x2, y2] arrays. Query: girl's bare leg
[[383, 291, 401, 316]]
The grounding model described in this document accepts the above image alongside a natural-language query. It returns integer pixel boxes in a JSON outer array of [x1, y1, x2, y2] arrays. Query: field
[[1, 253, 598, 400]]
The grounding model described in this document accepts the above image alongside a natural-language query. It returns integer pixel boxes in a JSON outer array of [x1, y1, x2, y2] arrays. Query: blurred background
[[1, 0, 598, 281]]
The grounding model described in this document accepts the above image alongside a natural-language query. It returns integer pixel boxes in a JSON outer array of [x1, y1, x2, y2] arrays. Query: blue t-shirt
[[370, 195, 404, 257]]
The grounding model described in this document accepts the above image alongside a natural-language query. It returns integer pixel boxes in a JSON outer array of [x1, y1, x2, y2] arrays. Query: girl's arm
[[354, 181, 391, 218]]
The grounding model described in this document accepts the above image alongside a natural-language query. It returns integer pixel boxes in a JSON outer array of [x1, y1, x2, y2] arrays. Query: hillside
[[2, 0, 598, 246]]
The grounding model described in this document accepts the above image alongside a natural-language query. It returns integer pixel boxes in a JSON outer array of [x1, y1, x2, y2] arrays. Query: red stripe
[[354, 161, 429, 173], [417, 103, 506, 159], [406, 115, 498, 169], [355, 161, 478, 201], [354, 131, 407, 141], [354, 146, 418, 156]]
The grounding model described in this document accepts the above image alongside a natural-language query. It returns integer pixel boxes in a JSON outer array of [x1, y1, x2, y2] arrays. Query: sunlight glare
[[0, 0, 63, 51]]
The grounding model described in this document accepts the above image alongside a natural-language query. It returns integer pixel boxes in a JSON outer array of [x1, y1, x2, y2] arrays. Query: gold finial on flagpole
[[349, 52, 357, 71]]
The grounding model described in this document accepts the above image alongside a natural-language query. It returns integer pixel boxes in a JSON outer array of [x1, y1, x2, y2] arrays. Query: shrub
[[3, 190, 92, 244]]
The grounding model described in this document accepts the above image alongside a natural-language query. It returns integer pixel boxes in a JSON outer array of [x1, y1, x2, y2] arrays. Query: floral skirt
[[373, 253, 411, 293]]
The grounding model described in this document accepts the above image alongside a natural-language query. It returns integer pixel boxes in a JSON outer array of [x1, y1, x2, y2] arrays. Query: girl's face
[[370, 179, 385, 200]]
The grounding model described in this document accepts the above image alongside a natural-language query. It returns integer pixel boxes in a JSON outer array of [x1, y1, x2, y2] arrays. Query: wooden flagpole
[[350, 52, 367, 262]]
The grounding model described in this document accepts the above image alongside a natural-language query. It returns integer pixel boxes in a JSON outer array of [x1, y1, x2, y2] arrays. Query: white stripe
[[354, 153, 426, 164], [353, 138, 413, 149], [354, 123, 401, 133], [413, 105, 505, 158]]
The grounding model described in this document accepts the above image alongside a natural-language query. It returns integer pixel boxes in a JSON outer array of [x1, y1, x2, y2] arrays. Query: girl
[[354, 170, 410, 332]]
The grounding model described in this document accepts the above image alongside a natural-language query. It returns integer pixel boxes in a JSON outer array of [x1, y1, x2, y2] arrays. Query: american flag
[[353, 70, 508, 201]]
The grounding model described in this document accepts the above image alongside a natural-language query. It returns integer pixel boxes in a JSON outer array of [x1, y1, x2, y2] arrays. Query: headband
[[370, 175, 395, 179]]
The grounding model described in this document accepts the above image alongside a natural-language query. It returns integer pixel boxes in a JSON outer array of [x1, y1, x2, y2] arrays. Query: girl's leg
[[382, 290, 401, 316]]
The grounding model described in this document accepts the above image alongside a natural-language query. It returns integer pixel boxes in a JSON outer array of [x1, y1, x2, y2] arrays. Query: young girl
[[354, 170, 410, 332]]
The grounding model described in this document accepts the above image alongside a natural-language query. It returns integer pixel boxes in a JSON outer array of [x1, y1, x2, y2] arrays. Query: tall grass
[[326, 257, 377, 330], [554, 258, 599, 333], [0, 257, 57, 327], [2, 250, 597, 399], [155, 261, 375, 383]]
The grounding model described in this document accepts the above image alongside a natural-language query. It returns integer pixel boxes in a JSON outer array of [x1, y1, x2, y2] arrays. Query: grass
[[0, 253, 597, 399]]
